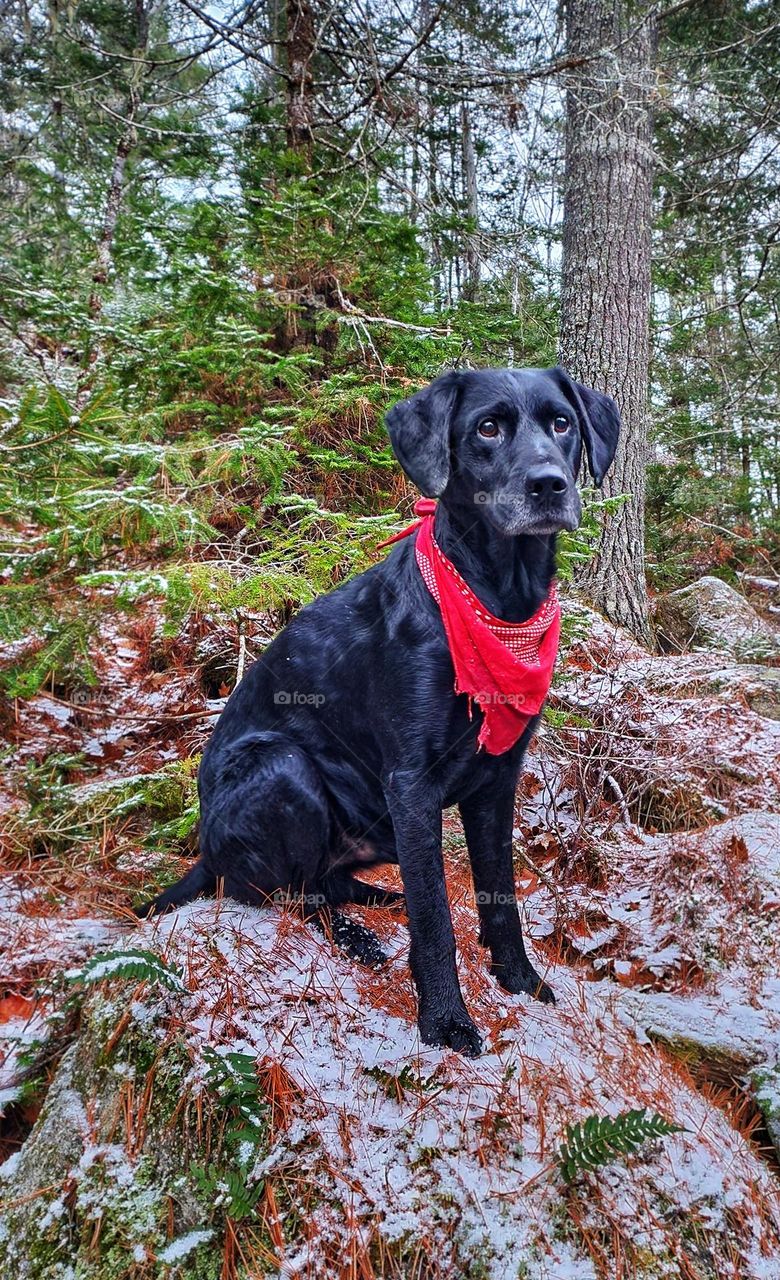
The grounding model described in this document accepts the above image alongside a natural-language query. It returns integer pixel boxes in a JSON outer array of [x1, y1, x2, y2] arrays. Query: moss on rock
[[0, 991, 256, 1279]]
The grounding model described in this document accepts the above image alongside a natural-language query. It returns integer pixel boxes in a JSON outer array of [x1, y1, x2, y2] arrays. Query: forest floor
[[1, 576, 780, 1279]]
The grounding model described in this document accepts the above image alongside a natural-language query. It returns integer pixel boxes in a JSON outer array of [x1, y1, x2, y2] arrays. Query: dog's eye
[[553, 415, 570, 434], [477, 419, 500, 438]]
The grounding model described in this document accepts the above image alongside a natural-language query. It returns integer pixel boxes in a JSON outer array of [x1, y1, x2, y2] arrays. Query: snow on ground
[[130, 897, 780, 1277], [0, 878, 117, 1106], [2, 599, 780, 1274]]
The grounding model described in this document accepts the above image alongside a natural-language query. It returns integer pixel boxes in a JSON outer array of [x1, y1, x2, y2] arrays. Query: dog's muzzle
[[480, 475, 582, 536]]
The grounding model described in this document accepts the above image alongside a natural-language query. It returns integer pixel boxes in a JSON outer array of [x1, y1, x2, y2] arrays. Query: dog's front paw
[[492, 960, 556, 1005], [419, 1006, 483, 1056]]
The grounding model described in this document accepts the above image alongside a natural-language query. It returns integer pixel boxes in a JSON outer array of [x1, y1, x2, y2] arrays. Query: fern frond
[[69, 948, 187, 994], [202, 1048, 268, 1177], [558, 1108, 683, 1184]]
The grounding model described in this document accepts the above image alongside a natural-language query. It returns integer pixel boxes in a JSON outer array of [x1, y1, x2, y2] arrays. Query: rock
[[628, 658, 780, 721], [734, 664, 780, 719], [0, 991, 226, 1280], [619, 983, 780, 1163], [752, 1064, 780, 1159], [700, 663, 780, 720], [6, 910, 780, 1278], [617, 986, 774, 1072], [654, 576, 780, 661]]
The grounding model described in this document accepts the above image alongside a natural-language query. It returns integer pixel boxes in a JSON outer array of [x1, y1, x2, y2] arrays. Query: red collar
[[379, 499, 561, 754]]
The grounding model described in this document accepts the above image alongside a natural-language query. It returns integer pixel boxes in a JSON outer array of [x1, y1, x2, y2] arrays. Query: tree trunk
[[285, 0, 314, 160], [460, 98, 480, 300], [559, 0, 657, 644], [88, 124, 135, 316], [87, 0, 150, 324]]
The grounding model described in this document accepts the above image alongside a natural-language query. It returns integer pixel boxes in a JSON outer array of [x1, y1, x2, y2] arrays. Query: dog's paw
[[324, 912, 389, 968], [419, 1008, 483, 1057], [532, 978, 556, 1005], [493, 961, 556, 1006]]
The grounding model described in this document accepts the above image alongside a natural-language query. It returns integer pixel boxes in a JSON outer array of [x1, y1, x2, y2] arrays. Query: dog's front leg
[[459, 780, 555, 1005], [384, 769, 482, 1056]]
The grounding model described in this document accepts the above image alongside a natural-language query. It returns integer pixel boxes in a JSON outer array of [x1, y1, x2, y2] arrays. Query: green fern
[[364, 1063, 438, 1099], [196, 1048, 269, 1217], [69, 947, 187, 994], [203, 1048, 267, 1161], [193, 1163, 264, 1221], [558, 1108, 683, 1184]]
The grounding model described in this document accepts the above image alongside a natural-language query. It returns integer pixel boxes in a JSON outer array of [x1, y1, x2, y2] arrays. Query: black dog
[[141, 367, 620, 1055]]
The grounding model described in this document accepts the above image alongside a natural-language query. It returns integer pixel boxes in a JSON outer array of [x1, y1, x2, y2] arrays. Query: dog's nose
[[526, 465, 569, 500]]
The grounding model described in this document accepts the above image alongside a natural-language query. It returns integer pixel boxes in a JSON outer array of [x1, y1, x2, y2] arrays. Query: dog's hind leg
[[309, 870, 405, 968], [198, 732, 332, 907], [346, 879, 405, 909], [137, 732, 332, 922], [198, 734, 390, 967]]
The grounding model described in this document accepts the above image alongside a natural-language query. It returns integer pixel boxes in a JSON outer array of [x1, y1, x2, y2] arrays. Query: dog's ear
[[549, 366, 621, 487], [385, 371, 460, 496]]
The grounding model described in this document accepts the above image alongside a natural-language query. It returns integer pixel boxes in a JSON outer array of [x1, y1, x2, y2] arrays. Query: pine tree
[[559, 0, 657, 642]]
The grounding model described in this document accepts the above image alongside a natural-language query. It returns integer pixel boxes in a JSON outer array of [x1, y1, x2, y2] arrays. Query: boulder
[[5, 910, 780, 1278], [621, 657, 780, 721], [654, 576, 780, 661], [0, 991, 221, 1280], [702, 662, 780, 720], [619, 984, 780, 1164]]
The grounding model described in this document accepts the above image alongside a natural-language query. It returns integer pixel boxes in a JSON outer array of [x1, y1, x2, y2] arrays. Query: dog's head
[[386, 367, 620, 536]]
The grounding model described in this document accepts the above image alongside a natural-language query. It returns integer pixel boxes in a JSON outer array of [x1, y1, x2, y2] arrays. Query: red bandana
[[379, 499, 561, 754]]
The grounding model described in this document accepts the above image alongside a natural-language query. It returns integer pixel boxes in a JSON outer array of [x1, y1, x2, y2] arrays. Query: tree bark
[[285, 0, 314, 160], [460, 98, 480, 300], [88, 123, 136, 314], [559, 0, 658, 644], [87, 0, 150, 324]]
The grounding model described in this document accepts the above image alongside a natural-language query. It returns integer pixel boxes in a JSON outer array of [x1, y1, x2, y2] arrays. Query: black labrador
[[141, 366, 620, 1055]]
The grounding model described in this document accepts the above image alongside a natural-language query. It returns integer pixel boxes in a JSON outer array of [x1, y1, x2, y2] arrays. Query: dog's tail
[[135, 858, 216, 919]]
